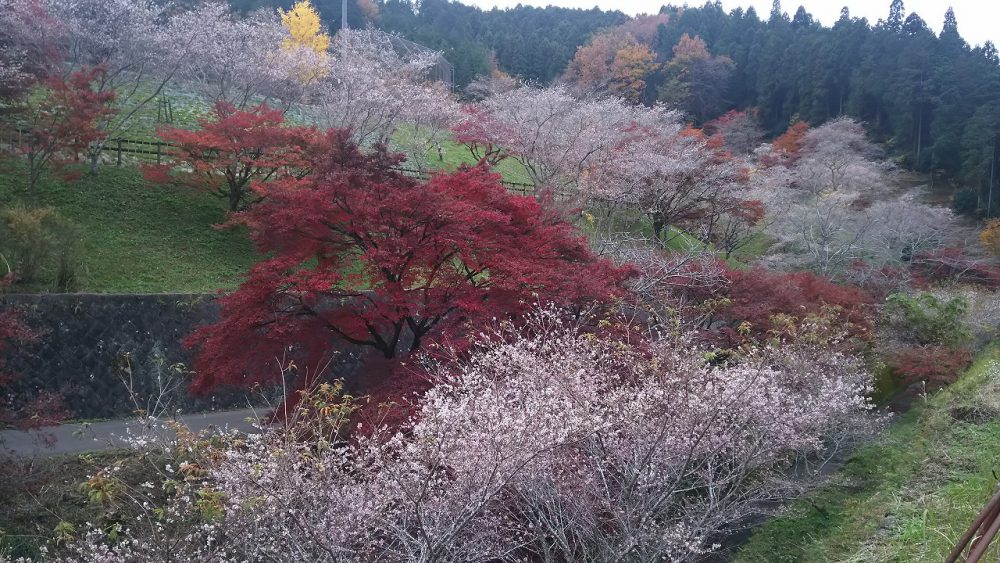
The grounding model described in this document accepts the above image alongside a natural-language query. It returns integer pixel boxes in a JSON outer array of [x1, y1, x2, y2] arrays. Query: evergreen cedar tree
[[145, 102, 319, 212], [186, 129, 635, 404]]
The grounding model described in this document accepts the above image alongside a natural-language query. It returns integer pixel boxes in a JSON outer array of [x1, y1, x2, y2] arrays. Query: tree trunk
[[88, 144, 103, 175], [229, 188, 242, 212], [27, 156, 41, 193], [652, 216, 666, 241]]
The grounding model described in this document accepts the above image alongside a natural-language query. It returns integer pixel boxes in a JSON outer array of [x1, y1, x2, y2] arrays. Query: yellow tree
[[280, 0, 330, 81], [281, 0, 330, 55], [980, 218, 1000, 256]]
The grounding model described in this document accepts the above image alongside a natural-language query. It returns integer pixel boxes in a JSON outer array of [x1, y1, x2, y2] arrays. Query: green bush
[[0, 206, 82, 291], [883, 292, 969, 347]]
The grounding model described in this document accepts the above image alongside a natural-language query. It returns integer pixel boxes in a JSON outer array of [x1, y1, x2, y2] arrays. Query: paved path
[[0, 409, 263, 458]]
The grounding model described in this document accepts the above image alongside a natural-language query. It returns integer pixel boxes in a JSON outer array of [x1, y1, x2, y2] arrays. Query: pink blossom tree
[[51, 309, 876, 562], [306, 29, 459, 169], [171, 4, 323, 110], [455, 86, 663, 190]]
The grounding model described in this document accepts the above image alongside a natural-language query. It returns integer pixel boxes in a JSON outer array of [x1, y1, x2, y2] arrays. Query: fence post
[[116, 139, 122, 166], [156, 141, 161, 165]]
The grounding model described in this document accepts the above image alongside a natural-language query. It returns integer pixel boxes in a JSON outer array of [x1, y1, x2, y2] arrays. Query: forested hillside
[[645, 1, 1000, 211], [265, 0, 1000, 212]]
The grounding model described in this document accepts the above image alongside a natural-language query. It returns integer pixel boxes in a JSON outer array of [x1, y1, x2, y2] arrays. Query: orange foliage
[[568, 31, 633, 90], [679, 125, 707, 140], [672, 33, 710, 62], [356, 0, 379, 20], [773, 121, 811, 155], [980, 218, 1000, 256], [610, 43, 659, 102], [618, 13, 670, 44]]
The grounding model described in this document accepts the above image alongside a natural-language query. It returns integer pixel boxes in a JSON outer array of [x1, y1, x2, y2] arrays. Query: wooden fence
[[0, 128, 543, 194]]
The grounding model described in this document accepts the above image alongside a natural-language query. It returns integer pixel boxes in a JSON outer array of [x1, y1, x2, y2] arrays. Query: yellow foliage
[[610, 43, 660, 102], [980, 218, 1000, 256], [281, 0, 330, 55], [279, 0, 330, 82]]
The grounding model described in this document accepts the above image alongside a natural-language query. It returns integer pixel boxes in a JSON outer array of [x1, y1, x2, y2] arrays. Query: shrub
[[981, 218, 1000, 256], [911, 248, 1000, 289], [710, 267, 874, 347], [886, 345, 972, 388], [0, 206, 82, 290], [883, 292, 969, 347], [0, 305, 65, 430]]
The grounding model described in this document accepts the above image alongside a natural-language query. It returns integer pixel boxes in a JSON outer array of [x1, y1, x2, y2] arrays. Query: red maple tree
[[187, 130, 634, 402], [13, 66, 116, 191], [452, 105, 513, 166], [145, 102, 319, 211], [675, 265, 874, 347]]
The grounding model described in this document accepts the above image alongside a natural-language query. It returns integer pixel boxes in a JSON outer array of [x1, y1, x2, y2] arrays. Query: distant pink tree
[[454, 86, 666, 189]]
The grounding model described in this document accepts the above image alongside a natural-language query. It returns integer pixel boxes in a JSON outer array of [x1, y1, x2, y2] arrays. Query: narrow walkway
[[0, 408, 262, 458]]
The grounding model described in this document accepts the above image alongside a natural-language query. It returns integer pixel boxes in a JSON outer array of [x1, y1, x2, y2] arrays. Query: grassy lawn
[[0, 161, 257, 293], [737, 346, 1000, 562]]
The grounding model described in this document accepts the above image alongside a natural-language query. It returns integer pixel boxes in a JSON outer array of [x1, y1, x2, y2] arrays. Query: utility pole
[[342, 0, 348, 31]]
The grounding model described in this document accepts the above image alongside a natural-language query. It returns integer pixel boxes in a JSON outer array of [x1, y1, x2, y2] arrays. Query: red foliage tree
[[12, 66, 115, 191], [187, 130, 634, 403], [766, 120, 811, 166], [452, 105, 513, 166], [910, 248, 1000, 289], [689, 266, 874, 347], [145, 102, 319, 211], [886, 345, 972, 389]]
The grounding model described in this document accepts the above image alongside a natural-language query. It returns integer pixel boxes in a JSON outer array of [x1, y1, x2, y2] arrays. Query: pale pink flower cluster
[[166, 3, 322, 108], [460, 85, 674, 189], [305, 29, 460, 167]]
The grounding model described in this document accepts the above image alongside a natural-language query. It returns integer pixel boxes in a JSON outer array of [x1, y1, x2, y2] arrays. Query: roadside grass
[[0, 160, 257, 293], [737, 346, 1000, 562]]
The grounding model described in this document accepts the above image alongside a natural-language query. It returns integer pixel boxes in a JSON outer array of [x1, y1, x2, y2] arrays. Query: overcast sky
[[460, 1, 1000, 48]]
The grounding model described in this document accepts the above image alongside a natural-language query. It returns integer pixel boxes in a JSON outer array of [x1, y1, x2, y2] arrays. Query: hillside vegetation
[[3, 0, 1000, 560], [0, 162, 256, 293], [739, 347, 1000, 562]]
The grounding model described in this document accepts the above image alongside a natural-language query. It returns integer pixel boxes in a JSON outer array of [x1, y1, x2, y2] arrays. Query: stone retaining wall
[[0, 293, 257, 420]]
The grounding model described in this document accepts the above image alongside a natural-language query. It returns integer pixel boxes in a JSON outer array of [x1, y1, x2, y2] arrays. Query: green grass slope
[[737, 347, 1000, 562], [0, 161, 257, 293]]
